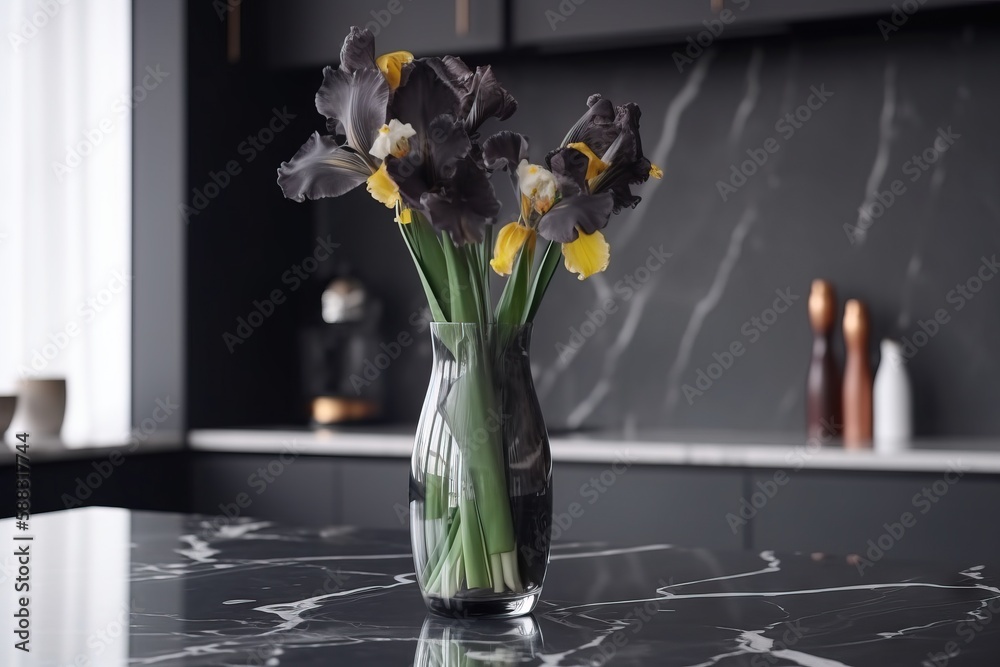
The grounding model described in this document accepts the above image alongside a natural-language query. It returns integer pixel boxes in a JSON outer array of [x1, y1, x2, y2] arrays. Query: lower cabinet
[[187, 453, 1000, 566], [10, 450, 997, 568], [747, 469, 1000, 566], [189, 454, 746, 549], [551, 463, 745, 550]]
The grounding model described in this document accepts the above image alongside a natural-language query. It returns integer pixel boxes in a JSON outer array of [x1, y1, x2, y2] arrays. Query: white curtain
[[0, 0, 131, 445]]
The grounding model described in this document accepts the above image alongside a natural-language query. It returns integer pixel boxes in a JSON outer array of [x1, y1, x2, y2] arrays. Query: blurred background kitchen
[[2, 0, 999, 563]]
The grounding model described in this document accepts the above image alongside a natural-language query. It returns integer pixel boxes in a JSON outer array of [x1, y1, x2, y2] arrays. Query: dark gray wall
[[329, 17, 1000, 437], [186, 5, 1000, 438]]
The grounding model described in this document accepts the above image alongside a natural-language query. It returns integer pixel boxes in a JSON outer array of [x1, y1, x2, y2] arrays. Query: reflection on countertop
[[3, 507, 999, 666]]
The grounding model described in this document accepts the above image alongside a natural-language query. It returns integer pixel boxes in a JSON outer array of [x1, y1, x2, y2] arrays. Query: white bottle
[[873, 339, 913, 453]]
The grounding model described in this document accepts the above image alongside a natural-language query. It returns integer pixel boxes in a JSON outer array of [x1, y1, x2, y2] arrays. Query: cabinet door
[[512, 0, 998, 50], [513, 0, 717, 48], [265, 0, 504, 69], [551, 463, 745, 550], [191, 453, 341, 528], [749, 469, 1000, 566], [338, 458, 412, 530]]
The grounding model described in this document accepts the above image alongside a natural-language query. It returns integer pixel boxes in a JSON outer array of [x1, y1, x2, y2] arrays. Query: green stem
[[399, 219, 448, 323], [424, 510, 461, 592], [524, 240, 561, 323], [459, 493, 491, 590]]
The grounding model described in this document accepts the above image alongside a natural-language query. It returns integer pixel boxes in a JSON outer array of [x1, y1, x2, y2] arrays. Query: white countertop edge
[[0, 435, 184, 464], [188, 429, 1000, 474]]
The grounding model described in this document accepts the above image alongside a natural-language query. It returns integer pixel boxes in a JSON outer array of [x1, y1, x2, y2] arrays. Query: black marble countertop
[[6, 507, 999, 666]]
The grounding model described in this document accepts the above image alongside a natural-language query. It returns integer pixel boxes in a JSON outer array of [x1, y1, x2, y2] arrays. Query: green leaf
[[459, 496, 491, 589], [441, 236, 478, 323], [524, 241, 561, 322], [441, 337, 515, 556], [494, 242, 533, 325], [400, 213, 450, 322], [481, 224, 493, 307], [399, 223, 448, 322]]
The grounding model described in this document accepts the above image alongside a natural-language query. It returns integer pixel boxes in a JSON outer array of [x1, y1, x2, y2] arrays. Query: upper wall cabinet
[[512, 0, 998, 50], [264, 0, 504, 69]]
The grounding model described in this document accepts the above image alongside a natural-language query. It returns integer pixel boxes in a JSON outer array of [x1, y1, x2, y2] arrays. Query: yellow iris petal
[[376, 51, 414, 91], [490, 222, 536, 276], [395, 208, 413, 224], [649, 163, 664, 179], [567, 142, 609, 181], [366, 163, 399, 208], [562, 229, 610, 281]]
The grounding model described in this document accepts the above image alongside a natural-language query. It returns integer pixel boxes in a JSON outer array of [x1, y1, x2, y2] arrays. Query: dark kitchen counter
[[9, 507, 1000, 666]]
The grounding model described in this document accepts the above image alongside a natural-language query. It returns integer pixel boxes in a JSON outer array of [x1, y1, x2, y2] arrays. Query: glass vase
[[410, 323, 552, 619], [413, 614, 542, 665]]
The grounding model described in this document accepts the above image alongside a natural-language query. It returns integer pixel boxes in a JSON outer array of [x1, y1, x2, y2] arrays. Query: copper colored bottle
[[842, 299, 873, 449], [807, 280, 842, 442]]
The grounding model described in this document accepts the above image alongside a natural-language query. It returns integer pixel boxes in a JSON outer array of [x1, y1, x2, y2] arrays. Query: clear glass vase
[[413, 614, 542, 665], [410, 323, 552, 619]]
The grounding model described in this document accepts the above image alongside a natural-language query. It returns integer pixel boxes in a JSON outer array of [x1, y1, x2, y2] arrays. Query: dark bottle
[[843, 299, 874, 449], [807, 280, 842, 442]]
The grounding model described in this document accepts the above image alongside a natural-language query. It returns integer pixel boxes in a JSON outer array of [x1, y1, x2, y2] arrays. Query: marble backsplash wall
[[320, 17, 1000, 437]]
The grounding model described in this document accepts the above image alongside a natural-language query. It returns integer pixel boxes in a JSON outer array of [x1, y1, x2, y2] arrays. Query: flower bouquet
[[278, 27, 659, 618]]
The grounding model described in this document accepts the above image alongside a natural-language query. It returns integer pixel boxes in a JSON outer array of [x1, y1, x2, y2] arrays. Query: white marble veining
[[851, 60, 897, 246], [18, 508, 995, 666], [663, 205, 757, 413]]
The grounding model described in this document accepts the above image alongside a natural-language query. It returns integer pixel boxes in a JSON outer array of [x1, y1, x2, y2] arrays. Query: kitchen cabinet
[[17, 448, 996, 568], [263, 0, 504, 69], [512, 0, 999, 50], [188, 453, 1000, 567], [748, 468, 1000, 566], [191, 453, 343, 527], [188, 453, 746, 547], [551, 463, 745, 550]]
